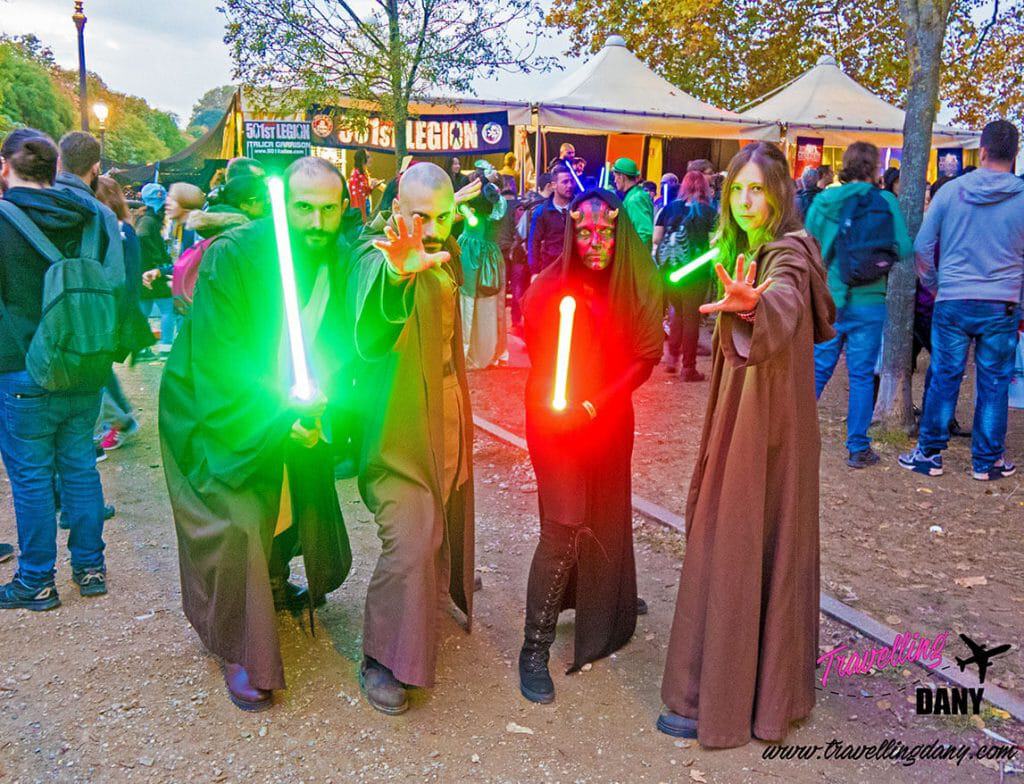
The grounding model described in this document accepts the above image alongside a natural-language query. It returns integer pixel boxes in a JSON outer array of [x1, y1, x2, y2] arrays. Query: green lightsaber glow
[[267, 176, 316, 402], [459, 204, 479, 227], [668, 247, 719, 284]]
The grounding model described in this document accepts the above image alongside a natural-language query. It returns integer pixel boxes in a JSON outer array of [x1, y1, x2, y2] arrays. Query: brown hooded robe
[[159, 221, 352, 693], [348, 221, 475, 688], [660, 231, 836, 748]]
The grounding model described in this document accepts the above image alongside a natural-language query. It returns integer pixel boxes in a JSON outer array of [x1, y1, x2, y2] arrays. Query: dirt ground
[[469, 334, 1024, 700], [0, 348, 1021, 784]]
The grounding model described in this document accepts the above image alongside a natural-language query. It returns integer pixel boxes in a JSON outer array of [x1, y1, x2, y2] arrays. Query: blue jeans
[[814, 304, 887, 453], [0, 370, 106, 587], [918, 300, 1020, 471], [141, 298, 177, 345]]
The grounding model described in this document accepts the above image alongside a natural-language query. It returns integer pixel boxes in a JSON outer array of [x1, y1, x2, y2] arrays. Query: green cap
[[612, 157, 640, 178]]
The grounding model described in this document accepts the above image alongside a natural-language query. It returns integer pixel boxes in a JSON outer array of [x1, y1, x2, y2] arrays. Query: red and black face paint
[[571, 198, 617, 271]]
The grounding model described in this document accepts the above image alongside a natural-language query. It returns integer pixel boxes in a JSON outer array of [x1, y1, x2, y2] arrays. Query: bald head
[[398, 162, 454, 200], [394, 162, 456, 253]]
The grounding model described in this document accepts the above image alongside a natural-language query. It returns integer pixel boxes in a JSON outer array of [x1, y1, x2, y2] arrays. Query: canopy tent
[[739, 55, 980, 148], [534, 36, 776, 142], [108, 92, 241, 187]]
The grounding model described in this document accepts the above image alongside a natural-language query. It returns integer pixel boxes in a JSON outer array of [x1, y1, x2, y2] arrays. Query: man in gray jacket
[[55, 132, 125, 284], [900, 120, 1024, 481]]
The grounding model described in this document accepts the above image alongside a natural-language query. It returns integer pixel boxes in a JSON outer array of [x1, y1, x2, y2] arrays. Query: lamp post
[[73, 1, 89, 131], [93, 101, 108, 164]]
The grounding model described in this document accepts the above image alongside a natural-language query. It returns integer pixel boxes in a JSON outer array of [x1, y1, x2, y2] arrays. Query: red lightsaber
[[552, 295, 577, 411]]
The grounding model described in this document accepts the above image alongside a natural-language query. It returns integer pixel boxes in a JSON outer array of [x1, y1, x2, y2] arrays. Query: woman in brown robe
[[658, 142, 836, 748]]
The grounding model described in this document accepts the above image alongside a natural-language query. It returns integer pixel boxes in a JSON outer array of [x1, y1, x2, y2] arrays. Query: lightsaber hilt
[[552, 295, 577, 411]]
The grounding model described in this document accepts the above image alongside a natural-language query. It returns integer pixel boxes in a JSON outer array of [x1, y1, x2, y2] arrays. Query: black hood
[[542, 187, 664, 363], [3, 186, 97, 233]]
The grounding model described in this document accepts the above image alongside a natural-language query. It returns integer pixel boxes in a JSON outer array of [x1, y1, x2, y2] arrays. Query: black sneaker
[[0, 543, 13, 564], [0, 576, 60, 611], [847, 448, 881, 469], [72, 567, 107, 597], [972, 458, 1017, 482]]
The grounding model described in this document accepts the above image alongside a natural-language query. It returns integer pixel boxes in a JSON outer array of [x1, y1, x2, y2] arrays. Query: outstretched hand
[[699, 254, 773, 314], [372, 214, 451, 276], [454, 179, 482, 206]]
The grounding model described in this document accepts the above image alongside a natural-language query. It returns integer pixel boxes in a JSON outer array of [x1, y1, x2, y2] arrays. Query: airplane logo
[[956, 634, 1011, 684]]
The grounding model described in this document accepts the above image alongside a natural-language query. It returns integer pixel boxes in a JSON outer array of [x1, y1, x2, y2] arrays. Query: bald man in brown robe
[[347, 163, 477, 715]]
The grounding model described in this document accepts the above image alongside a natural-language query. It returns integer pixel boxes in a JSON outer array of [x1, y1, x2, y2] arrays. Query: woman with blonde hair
[[657, 142, 836, 748]]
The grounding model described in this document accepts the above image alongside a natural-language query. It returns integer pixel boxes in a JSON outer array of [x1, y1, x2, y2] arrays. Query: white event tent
[[532, 35, 776, 141], [739, 55, 980, 148]]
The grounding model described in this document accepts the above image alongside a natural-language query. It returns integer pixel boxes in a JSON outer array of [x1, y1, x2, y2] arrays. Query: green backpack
[[0, 200, 118, 392]]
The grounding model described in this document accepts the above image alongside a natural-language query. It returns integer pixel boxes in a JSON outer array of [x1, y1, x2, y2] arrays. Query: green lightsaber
[[668, 247, 719, 284], [267, 176, 316, 402]]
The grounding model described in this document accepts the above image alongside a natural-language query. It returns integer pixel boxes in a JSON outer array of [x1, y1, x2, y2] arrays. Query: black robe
[[521, 189, 664, 671], [159, 220, 352, 691]]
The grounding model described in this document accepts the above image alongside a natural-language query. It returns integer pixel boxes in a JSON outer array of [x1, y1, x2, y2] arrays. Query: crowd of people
[[0, 117, 1020, 750]]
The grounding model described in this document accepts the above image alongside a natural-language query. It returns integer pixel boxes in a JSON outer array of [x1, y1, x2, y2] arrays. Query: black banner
[[308, 108, 511, 156]]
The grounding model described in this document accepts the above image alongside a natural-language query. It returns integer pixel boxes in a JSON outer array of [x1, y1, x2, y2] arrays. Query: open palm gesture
[[699, 254, 773, 314], [373, 214, 450, 276]]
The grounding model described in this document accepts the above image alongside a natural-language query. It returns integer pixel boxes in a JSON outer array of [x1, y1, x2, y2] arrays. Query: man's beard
[[423, 236, 445, 254], [299, 229, 340, 254]]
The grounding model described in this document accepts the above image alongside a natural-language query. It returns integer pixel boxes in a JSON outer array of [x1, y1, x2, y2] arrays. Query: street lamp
[[73, 1, 89, 131], [93, 101, 108, 163]]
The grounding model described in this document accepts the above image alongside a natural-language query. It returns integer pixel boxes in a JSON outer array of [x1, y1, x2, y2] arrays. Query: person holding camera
[[459, 163, 509, 369]]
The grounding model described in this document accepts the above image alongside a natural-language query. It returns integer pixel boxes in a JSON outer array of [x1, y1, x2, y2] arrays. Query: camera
[[465, 165, 502, 218]]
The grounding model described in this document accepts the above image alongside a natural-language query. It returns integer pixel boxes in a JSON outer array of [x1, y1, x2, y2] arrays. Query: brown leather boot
[[223, 663, 272, 712]]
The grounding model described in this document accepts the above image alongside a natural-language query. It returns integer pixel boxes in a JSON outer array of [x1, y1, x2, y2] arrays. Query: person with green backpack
[[805, 142, 913, 469], [0, 128, 120, 611]]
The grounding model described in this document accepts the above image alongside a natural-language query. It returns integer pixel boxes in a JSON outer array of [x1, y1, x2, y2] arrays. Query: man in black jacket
[[527, 164, 574, 276], [0, 129, 112, 611]]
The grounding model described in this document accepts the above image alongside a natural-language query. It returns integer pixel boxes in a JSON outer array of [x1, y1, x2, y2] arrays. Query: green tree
[[0, 41, 75, 139], [187, 84, 237, 137], [220, 0, 556, 160], [103, 111, 170, 164], [545, 0, 1022, 124]]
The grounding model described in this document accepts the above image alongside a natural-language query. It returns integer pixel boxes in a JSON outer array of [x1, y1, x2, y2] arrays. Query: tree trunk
[[386, 1, 408, 162], [875, 0, 951, 433]]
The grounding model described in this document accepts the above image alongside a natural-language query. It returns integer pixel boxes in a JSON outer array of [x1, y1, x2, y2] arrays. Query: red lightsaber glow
[[551, 295, 577, 411]]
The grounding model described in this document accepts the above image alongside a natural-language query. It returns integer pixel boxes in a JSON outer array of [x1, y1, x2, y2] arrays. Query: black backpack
[[830, 188, 898, 286], [656, 202, 711, 272]]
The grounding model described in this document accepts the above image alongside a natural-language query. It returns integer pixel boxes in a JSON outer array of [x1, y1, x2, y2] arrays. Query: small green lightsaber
[[267, 176, 316, 402], [459, 204, 479, 227], [551, 295, 577, 411], [668, 247, 719, 284]]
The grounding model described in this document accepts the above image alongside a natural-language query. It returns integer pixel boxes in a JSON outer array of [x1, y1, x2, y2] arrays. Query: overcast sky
[[1, 0, 578, 124]]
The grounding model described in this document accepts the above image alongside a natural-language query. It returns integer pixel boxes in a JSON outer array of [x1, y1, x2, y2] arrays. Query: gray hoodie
[[915, 167, 1024, 308], [54, 171, 125, 288]]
